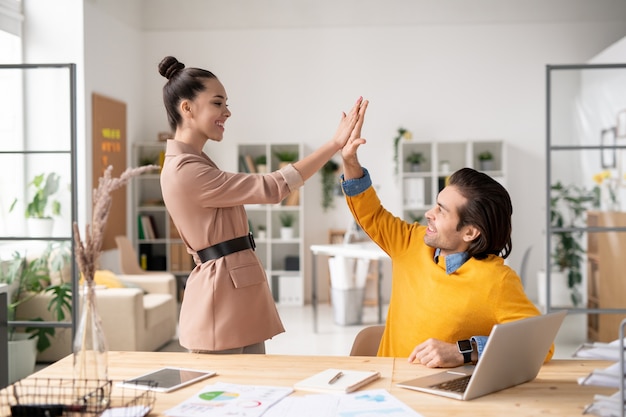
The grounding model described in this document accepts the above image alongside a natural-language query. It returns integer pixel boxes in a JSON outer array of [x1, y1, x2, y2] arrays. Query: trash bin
[[328, 256, 369, 326], [331, 287, 365, 325]]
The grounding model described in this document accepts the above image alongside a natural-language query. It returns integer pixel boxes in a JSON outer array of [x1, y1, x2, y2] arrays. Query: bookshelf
[[132, 142, 194, 279], [399, 140, 505, 222], [237, 143, 305, 306]]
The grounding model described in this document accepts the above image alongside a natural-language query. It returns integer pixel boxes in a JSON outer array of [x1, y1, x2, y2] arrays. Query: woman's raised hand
[[341, 99, 368, 163], [331, 97, 365, 149]]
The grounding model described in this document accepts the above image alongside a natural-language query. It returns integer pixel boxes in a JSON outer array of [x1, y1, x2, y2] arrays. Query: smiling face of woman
[[423, 185, 478, 256], [183, 78, 231, 142]]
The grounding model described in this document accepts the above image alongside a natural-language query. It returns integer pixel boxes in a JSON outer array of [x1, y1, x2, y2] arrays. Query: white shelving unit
[[399, 140, 506, 222], [132, 142, 194, 284], [237, 143, 305, 306]]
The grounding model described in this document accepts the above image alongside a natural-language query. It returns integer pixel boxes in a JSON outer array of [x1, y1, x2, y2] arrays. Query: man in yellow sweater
[[340, 105, 549, 368]]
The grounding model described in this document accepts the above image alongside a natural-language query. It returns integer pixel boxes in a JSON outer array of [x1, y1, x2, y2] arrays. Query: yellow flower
[[592, 170, 611, 185], [402, 130, 413, 141]]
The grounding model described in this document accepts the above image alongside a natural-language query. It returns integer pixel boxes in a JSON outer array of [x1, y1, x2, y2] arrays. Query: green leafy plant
[[549, 181, 599, 306], [478, 151, 493, 161], [279, 212, 295, 228], [405, 151, 426, 165], [0, 242, 72, 352], [393, 127, 412, 176], [254, 155, 267, 166], [321, 160, 340, 211], [10, 172, 61, 219], [274, 150, 298, 163]]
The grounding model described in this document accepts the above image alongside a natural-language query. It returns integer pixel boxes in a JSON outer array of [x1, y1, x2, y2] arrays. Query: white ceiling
[[93, 0, 626, 31]]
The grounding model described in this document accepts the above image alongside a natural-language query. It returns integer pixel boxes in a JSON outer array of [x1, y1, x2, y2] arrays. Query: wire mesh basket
[[0, 378, 156, 417]]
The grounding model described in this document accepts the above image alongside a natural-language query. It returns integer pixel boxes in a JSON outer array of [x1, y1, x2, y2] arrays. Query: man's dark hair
[[447, 167, 512, 259]]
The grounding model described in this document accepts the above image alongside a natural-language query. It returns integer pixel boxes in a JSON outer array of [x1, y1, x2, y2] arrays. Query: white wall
[[141, 22, 626, 302]]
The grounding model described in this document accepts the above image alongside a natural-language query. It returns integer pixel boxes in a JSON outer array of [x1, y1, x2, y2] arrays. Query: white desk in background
[[310, 242, 390, 332]]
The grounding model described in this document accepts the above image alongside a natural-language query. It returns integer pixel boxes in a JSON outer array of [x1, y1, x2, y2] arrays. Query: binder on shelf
[[169, 243, 182, 271], [239, 155, 249, 173], [140, 215, 156, 239], [137, 215, 145, 239], [244, 154, 257, 173], [403, 177, 424, 207]]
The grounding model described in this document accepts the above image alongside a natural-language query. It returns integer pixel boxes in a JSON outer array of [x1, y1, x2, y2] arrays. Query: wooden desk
[[21, 352, 615, 416], [310, 242, 389, 331]]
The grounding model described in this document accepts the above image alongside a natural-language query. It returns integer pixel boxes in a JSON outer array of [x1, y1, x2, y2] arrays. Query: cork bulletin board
[[92, 93, 127, 251]]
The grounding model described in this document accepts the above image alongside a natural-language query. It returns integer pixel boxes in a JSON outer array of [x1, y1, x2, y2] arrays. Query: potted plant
[[321, 160, 340, 211], [274, 150, 298, 169], [10, 172, 62, 237], [0, 242, 72, 383], [393, 127, 412, 176], [477, 151, 494, 171], [279, 212, 295, 240], [539, 181, 599, 307], [405, 151, 426, 172], [256, 224, 267, 239], [255, 154, 268, 173]]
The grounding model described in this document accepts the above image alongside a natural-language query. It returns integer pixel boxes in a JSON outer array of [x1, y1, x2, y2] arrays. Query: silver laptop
[[397, 310, 567, 400]]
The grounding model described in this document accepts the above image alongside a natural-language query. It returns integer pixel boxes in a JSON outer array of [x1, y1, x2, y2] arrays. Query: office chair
[[349, 325, 385, 356], [115, 235, 147, 275]]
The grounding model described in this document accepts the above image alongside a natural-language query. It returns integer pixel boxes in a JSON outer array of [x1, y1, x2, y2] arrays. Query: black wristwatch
[[457, 339, 473, 364]]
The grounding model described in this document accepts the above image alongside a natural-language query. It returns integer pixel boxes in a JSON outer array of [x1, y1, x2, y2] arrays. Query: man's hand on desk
[[408, 338, 476, 368]]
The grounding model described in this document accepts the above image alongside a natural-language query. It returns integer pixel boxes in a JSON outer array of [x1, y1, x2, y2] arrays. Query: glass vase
[[73, 279, 108, 383]]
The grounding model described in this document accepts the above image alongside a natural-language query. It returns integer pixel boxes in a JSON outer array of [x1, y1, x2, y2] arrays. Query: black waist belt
[[197, 233, 256, 263]]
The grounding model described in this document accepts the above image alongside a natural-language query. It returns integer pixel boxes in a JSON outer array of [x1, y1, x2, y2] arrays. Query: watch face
[[457, 339, 472, 352]]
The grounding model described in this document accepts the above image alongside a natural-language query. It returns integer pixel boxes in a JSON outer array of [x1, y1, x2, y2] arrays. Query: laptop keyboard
[[429, 375, 471, 393]]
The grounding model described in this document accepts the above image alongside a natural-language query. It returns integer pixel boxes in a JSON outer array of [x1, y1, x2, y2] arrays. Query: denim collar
[[434, 248, 470, 274]]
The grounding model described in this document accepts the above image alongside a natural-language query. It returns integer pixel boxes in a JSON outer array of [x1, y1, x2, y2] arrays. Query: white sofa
[[15, 272, 178, 363]]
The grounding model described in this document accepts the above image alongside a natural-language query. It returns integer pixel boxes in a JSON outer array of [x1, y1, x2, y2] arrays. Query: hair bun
[[158, 56, 185, 80]]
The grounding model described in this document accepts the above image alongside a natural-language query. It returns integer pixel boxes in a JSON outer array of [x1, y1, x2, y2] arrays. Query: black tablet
[[118, 367, 216, 393]]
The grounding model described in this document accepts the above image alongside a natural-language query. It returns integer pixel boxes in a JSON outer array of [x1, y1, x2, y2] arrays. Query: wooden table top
[[17, 351, 616, 416]]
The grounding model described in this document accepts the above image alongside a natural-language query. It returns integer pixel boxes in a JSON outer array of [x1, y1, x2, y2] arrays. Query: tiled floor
[[159, 303, 587, 359]]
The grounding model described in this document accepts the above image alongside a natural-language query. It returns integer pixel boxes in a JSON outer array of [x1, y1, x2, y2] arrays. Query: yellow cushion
[[80, 270, 125, 288]]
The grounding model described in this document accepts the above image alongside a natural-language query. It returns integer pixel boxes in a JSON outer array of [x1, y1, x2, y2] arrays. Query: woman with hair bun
[[157, 55, 366, 354]]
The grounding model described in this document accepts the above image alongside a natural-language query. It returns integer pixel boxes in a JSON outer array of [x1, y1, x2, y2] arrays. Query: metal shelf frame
[[0, 63, 78, 388]]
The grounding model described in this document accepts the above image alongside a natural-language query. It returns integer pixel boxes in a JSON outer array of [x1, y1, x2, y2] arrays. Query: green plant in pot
[[321, 160, 340, 211], [255, 154, 268, 173], [548, 181, 599, 306], [279, 212, 295, 240], [0, 241, 72, 383], [274, 150, 298, 167], [477, 151, 494, 171], [11, 172, 62, 219], [405, 151, 426, 172], [0, 242, 72, 352], [10, 172, 62, 236]]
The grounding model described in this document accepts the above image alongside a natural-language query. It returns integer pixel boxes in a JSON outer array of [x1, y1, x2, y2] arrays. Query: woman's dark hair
[[447, 167, 513, 260], [158, 56, 218, 131]]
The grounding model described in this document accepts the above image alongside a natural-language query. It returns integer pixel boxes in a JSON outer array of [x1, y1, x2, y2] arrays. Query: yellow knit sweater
[[346, 186, 550, 359]]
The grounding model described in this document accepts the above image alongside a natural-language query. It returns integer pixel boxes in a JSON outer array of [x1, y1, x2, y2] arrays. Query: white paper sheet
[[163, 382, 293, 417]]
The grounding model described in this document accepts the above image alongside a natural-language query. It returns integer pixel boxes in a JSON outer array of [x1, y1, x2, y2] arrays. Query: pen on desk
[[328, 371, 344, 384]]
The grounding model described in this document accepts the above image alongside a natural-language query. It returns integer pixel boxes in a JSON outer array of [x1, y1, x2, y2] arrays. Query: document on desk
[[572, 338, 626, 361], [583, 391, 626, 417], [163, 382, 293, 417], [578, 361, 626, 388], [263, 389, 424, 417]]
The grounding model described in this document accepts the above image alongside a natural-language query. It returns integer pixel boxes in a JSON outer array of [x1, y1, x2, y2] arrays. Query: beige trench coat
[[160, 140, 304, 351]]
